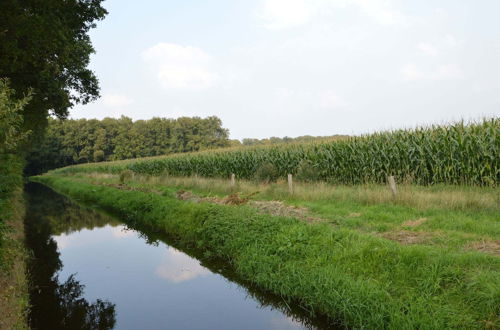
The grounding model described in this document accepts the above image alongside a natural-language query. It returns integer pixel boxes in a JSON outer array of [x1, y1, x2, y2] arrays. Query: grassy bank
[[32, 173, 499, 329], [0, 154, 29, 329], [67, 172, 500, 255]]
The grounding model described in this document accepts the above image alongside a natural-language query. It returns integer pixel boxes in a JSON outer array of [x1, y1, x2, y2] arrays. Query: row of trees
[[25, 116, 230, 174], [240, 135, 349, 146]]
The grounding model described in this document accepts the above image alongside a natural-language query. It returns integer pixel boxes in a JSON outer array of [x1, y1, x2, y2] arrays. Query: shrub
[[93, 150, 105, 162], [119, 170, 133, 184]]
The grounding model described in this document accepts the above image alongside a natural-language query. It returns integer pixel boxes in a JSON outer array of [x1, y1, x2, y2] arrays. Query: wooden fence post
[[288, 174, 293, 195], [387, 175, 397, 198], [230, 173, 236, 189]]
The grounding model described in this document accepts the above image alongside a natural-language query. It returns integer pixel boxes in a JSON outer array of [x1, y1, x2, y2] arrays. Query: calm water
[[24, 183, 332, 330]]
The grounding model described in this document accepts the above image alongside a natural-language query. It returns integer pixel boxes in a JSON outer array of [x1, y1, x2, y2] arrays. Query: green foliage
[[0, 79, 31, 153], [0, 2, 106, 325], [25, 116, 230, 174], [0, 80, 28, 329], [254, 162, 279, 183], [0, 154, 23, 266], [33, 175, 500, 329], [57, 119, 499, 186], [93, 150, 105, 162], [0, 0, 107, 134], [0, 80, 27, 265], [0, 154, 24, 274], [294, 159, 321, 182]]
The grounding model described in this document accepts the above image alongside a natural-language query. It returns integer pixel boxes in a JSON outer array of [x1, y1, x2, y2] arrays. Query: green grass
[[0, 186, 29, 330], [68, 172, 500, 255], [32, 173, 500, 329]]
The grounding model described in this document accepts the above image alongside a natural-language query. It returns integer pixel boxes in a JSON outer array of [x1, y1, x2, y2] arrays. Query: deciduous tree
[[0, 0, 107, 134]]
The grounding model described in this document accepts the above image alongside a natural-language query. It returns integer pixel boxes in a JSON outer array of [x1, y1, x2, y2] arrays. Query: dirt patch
[[466, 240, 500, 256], [104, 183, 162, 195], [105, 183, 135, 191], [250, 201, 321, 222], [223, 193, 254, 205], [402, 217, 428, 228], [177, 190, 256, 205], [347, 212, 362, 218], [176, 190, 321, 222], [176, 190, 202, 202], [381, 230, 433, 245]]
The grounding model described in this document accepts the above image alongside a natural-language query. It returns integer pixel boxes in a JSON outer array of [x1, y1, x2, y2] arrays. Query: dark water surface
[[25, 183, 332, 330]]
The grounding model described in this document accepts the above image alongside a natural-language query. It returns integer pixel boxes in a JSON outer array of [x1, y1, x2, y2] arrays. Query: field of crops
[[54, 119, 499, 186]]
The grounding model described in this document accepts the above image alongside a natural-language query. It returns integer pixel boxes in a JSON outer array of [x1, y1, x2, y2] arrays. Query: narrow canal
[[24, 183, 331, 330]]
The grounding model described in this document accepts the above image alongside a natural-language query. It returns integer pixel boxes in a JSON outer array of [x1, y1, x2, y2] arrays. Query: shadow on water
[[24, 183, 116, 330], [24, 182, 339, 330]]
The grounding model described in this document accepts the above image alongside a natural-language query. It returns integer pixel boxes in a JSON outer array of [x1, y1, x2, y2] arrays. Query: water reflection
[[25, 183, 336, 329], [155, 247, 211, 283], [25, 183, 116, 329], [130, 225, 335, 329]]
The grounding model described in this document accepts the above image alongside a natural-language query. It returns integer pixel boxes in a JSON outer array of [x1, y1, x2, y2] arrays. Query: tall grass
[[54, 119, 499, 186], [0, 154, 29, 329]]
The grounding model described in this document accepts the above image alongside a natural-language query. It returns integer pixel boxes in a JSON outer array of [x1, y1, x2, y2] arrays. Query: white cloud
[[417, 42, 439, 56], [257, 0, 316, 30], [401, 63, 464, 81], [141, 43, 219, 90], [102, 93, 134, 107], [270, 316, 305, 330], [351, 0, 407, 26], [257, 0, 409, 29], [54, 234, 72, 250], [111, 225, 135, 238], [155, 247, 210, 283]]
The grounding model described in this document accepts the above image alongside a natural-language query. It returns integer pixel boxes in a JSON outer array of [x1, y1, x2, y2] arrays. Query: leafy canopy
[[0, 0, 107, 131], [0, 79, 31, 152]]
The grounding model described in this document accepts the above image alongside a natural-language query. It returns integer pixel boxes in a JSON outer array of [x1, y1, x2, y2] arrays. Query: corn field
[[56, 119, 499, 186]]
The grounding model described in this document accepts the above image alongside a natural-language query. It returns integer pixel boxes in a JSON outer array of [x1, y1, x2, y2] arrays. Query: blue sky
[[71, 0, 500, 139]]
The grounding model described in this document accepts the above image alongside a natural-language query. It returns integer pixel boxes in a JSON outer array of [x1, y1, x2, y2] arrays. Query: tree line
[[25, 116, 230, 175], [239, 135, 349, 146]]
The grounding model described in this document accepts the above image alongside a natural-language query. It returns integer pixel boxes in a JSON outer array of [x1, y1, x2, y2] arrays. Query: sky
[[70, 0, 500, 140]]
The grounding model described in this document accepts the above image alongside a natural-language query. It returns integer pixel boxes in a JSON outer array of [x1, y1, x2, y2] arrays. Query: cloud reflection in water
[[155, 247, 211, 283], [54, 225, 135, 251]]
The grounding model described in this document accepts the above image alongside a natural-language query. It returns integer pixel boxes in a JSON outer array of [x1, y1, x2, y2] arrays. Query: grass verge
[[32, 174, 499, 329], [0, 188, 29, 330], [67, 173, 500, 255]]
